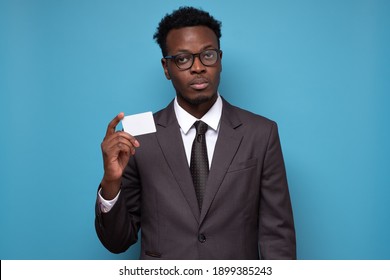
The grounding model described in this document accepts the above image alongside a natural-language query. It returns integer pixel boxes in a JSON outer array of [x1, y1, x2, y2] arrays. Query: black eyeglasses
[[164, 49, 221, 70]]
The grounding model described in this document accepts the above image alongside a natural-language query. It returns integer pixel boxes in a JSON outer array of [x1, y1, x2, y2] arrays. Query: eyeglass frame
[[163, 49, 222, 70]]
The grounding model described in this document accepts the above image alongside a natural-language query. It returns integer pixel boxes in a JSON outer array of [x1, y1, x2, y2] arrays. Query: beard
[[176, 90, 217, 106]]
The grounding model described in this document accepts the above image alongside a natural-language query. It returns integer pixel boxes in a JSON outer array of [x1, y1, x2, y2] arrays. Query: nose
[[190, 55, 206, 74]]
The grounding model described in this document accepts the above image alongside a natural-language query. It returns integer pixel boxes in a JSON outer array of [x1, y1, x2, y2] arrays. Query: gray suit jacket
[[95, 98, 296, 259]]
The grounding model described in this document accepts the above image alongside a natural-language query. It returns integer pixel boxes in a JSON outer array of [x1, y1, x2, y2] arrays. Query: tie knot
[[194, 121, 208, 135]]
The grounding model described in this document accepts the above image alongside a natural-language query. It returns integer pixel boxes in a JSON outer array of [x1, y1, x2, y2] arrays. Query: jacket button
[[198, 234, 206, 243]]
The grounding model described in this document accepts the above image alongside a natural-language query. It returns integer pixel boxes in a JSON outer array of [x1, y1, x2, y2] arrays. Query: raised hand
[[100, 112, 140, 199]]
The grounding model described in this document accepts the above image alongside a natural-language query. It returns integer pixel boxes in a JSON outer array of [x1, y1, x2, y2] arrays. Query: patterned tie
[[190, 121, 209, 211]]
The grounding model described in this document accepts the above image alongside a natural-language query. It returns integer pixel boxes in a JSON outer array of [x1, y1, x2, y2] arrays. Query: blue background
[[1, 0, 389, 260]]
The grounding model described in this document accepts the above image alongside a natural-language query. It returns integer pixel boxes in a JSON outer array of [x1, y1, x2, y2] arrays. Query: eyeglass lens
[[174, 50, 218, 69]]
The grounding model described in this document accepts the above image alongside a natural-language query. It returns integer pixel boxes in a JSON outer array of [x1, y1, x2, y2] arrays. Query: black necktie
[[190, 121, 209, 210]]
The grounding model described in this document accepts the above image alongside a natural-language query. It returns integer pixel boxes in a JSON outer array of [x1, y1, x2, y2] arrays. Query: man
[[95, 6, 296, 260]]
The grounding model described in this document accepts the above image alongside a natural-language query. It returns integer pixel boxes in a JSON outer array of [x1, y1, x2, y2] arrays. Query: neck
[[177, 93, 218, 119]]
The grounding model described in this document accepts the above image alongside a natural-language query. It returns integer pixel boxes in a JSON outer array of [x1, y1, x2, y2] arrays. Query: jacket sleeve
[[258, 122, 296, 259], [94, 156, 141, 254]]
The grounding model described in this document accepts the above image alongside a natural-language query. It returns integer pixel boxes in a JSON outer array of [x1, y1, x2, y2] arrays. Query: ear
[[219, 50, 223, 73], [161, 58, 171, 80]]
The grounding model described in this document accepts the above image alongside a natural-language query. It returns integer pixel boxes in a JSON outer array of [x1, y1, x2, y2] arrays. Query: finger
[[105, 131, 140, 147], [118, 143, 137, 155], [119, 131, 140, 147], [105, 112, 124, 137], [103, 134, 138, 155]]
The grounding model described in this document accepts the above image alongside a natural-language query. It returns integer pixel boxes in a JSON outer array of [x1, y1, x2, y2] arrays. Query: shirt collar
[[174, 94, 223, 134]]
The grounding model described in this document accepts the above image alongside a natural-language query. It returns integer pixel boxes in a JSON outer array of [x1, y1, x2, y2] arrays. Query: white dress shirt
[[173, 95, 222, 166], [98, 95, 223, 212]]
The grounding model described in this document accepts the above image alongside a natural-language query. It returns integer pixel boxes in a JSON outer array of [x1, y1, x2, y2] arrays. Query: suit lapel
[[200, 100, 243, 224], [154, 99, 243, 224], [155, 102, 200, 222]]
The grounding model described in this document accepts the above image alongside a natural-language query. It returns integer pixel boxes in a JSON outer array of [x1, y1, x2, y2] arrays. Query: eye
[[175, 54, 192, 64], [202, 50, 216, 60]]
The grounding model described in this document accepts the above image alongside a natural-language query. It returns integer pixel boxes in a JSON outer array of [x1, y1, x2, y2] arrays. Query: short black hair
[[153, 6, 222, 56]]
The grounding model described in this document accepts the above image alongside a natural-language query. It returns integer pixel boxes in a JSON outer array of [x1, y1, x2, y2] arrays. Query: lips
[[190, 78, 209, 90]]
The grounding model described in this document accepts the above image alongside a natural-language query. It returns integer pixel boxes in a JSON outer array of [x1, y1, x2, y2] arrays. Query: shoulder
[[152, 100, 176, 127], [222, 98, 277, 131], [221, 99, 283, 153]]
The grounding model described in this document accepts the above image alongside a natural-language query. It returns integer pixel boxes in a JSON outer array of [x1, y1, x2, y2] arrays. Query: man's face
[[162, 26, 222, 114]]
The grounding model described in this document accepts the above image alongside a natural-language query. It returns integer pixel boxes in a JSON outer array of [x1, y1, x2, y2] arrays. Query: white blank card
[[121, 111, 156, 136]]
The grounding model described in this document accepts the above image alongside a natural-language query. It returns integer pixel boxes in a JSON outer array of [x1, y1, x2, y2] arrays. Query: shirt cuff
[[98, 188, 120, 213]]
